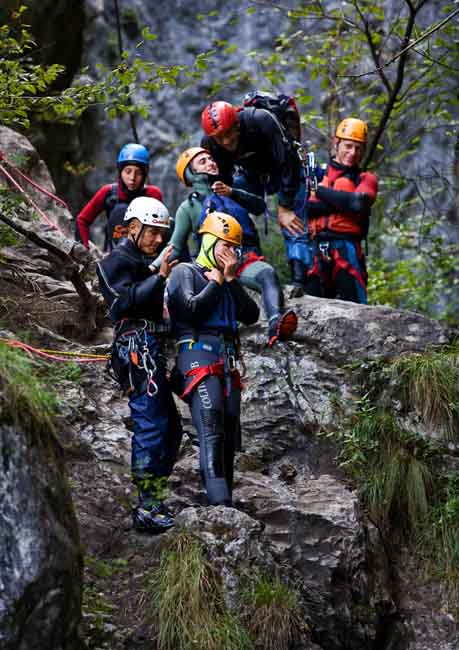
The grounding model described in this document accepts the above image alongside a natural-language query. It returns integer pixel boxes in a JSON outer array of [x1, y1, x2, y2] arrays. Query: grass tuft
[[144, 532, 251, 650], [334, 400, 437, 536], [390, 346, 459, 441], [239, 573, 306, 650], [0, 342, 58, 437]]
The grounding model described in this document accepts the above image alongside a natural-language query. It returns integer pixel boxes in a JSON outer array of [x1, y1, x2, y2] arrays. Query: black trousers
[[177, 348, 241, 506]]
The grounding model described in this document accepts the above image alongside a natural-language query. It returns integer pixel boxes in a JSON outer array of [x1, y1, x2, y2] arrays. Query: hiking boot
[[132, 501, 175, 534], [289, 284, 305, 298], [268, 309, 298, 347]]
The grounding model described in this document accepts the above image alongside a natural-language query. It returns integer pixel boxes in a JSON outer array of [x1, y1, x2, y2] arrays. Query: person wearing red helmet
[[304, 118, 378, 303], [201, 100, 304, 238]]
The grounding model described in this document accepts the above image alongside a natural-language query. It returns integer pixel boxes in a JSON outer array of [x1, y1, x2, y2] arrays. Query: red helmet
[[201, 101, 238, 136]]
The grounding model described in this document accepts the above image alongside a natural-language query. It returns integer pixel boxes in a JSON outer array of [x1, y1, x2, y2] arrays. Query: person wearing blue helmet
[[76, 143, 163, 251]]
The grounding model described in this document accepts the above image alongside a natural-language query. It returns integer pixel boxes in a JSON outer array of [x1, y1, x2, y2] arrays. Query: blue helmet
[[117, 143, 150, 172]]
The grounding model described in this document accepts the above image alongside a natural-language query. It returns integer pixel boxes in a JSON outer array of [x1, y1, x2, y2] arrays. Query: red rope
[[3, 339, 107, 364], [0, 149, 68, 233]]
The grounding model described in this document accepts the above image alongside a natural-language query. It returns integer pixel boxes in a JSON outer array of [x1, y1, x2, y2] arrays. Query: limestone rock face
[[0, 424, 82, 650]]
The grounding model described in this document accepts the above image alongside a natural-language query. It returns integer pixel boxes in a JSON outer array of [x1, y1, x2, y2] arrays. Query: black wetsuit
[[168, 262, 259, 505]]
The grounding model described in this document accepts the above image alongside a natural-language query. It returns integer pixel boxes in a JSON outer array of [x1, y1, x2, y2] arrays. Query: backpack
[[242, 91, 301, 143], [200, 194, 261, 251]]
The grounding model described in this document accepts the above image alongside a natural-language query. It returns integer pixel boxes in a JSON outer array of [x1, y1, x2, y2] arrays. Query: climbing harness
[[176, 337, 243, 400], [0, 150, 67, 233], [109, 321, 167, 395]]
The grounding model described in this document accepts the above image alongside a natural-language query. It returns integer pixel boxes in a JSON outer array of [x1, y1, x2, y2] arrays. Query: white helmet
[[124, 196, 170, 229]]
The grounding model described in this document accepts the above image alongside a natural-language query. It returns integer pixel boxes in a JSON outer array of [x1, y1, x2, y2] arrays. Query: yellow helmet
[[198, 212, 243, 246], [335, 118, 368, 144], [175, 147, 208, 186]]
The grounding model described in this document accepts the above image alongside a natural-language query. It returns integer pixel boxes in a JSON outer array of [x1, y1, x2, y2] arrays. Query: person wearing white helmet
[[97, 196, 182, 534]]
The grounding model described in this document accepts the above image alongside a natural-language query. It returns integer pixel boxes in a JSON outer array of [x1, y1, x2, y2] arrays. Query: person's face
[[121, 164, 145, 191], [129, 219, 165, 256], [191, 152, 219, 175], [334, 139, 363, 167], [212, 124, 240, 152], [214, 239, 238, 269]]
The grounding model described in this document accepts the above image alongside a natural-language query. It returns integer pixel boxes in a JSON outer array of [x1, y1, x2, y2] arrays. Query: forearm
[[316, 186, 372, 216], [228, 280, 260, 325]]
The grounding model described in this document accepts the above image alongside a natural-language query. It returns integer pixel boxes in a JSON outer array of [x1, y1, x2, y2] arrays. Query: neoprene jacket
[[96, 238, 166, 323], [201, 107, 301, 210], [167, 262, 259, 340], [306, 159, 378, 241], [76, 181, 163, 248]]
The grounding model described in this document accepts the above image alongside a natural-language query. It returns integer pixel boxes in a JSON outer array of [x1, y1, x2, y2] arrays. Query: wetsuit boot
[[289, 259, 308, 297]]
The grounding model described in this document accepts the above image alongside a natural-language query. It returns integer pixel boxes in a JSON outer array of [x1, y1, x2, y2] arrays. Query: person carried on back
[[167, 212, 259, 507], [304, 118, 378, 304], [154, 146, 297, 346], [76, 143, 163, 251], [97, 196, 182, 534]]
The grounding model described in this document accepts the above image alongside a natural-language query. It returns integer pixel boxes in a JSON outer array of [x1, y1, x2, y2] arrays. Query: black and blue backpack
[[200, 193, 261, 252]]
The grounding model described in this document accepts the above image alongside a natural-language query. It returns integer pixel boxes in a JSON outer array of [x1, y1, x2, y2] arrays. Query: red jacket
[[308, 162, 378, 241], [76, 181, 163, 248]]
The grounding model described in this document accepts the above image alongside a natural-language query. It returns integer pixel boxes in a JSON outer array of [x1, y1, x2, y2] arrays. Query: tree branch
[[363, 0, 419, 168], [0, 211, 98, 328]]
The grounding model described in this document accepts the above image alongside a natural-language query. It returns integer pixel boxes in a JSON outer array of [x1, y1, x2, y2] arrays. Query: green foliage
[[145, 533, 251, 650], [239, 573, 306, 650], [0, 341, 58, 437], [0, 5, 214, 129], [333, 397, 438, 535], [367, 215, 459, 323], [390, 346, 459, 440]]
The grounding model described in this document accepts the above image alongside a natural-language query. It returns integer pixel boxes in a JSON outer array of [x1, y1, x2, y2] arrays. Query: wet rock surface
[[0, 423, 82, 650]]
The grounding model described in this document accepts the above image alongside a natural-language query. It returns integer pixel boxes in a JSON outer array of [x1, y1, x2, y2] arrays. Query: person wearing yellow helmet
[[167, 212, 259, 507], [303, 117, 378, 303]]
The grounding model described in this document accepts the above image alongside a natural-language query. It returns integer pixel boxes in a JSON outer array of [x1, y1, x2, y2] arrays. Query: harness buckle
[[319, 242, 332, 262], [227, 354, 237, 371]]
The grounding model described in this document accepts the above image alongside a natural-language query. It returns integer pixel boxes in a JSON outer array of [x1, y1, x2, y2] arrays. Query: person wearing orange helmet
[[167, 213, 259, 506], [200, 100, 304, 238], [304, 118, 378, 303]]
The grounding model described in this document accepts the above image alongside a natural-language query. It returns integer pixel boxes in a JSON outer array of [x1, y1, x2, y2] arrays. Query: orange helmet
[[175, 147, 208, 186], [198, 212, 243, 246], [201, 101, 238, 136], [335, 118, 368, 144]]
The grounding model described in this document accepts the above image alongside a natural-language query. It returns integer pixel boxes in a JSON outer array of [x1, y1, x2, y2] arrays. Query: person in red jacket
[[304, 118, 378, 303], [75, 143, 163, 251]]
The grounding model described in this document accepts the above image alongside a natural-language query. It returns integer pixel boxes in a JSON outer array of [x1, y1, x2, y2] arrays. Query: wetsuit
[[97, 238, 182, 500], [305, 159, 378, 303], [201, 107, 301, 210], [167, 262, 259, 505], [76, 181, 163, 250]]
